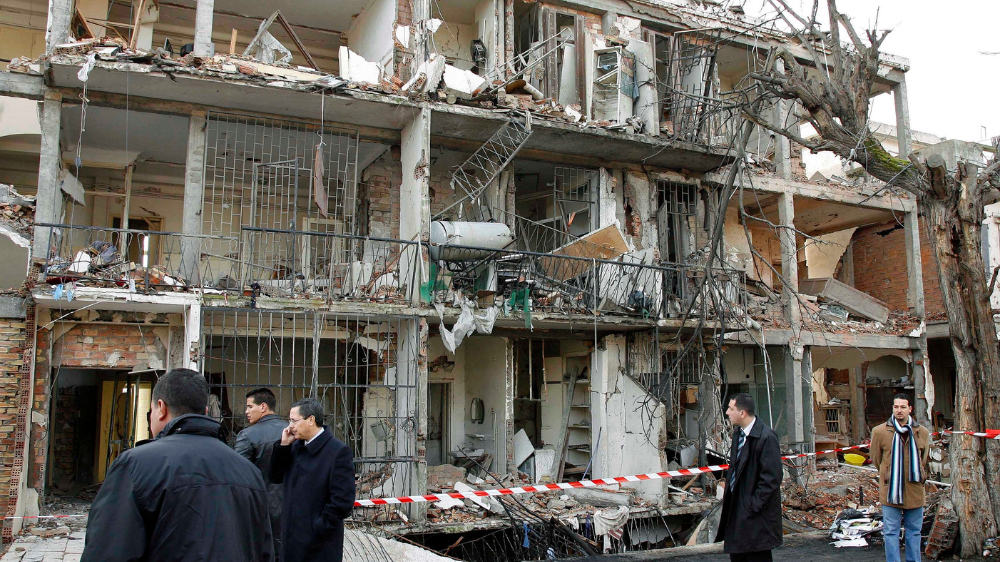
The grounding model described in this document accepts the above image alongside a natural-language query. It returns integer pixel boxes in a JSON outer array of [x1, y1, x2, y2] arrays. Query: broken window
[[514, 162, 598, 252], [656, 181, 697, 264], [643, 29, 673, 133], [663, 30, 721, 144]]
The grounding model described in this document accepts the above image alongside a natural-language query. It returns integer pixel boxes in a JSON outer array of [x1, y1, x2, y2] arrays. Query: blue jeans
[[882, 505, 923, 562]]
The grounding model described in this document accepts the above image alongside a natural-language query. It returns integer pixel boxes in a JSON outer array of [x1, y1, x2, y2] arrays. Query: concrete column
[[602, 11, 618, 35], [400, 108, 431, 304], [849, 366, 867, 443], [396, 317, 428, 521], [132, 0, 160, 51], [33, 91, 64, 262], [777, 193, 800, 328], [184, 303, 201, 370], [801, 347, 813, 447], [893, 76, 912, 159], [181, 112, 207, 285], [784, 343, 805, 444], [193, 0, 215, 57], [504, 0, 515, 78], [904, 211, 925, 316], [903, 209, 931, 422], [410, 0, 431, 78], [772, 60, 793, 180], [45, 0, 74, 52]]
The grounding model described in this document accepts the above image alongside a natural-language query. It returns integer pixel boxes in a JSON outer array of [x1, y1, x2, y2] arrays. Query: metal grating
[[553, 166, 599, 243], [199, 309, 420, 504], [201, 112, 360, 287]]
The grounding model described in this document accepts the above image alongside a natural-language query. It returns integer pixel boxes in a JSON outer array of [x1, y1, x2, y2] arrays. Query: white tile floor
[[0, 530, 85, 562]]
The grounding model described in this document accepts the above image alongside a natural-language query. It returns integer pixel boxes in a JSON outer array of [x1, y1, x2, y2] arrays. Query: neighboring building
[[0, 0, 931, 555]]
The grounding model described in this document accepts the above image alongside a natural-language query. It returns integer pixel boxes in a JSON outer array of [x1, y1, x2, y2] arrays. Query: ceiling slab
[[743, 194, 896, 237], [163, 0, 372, 34]]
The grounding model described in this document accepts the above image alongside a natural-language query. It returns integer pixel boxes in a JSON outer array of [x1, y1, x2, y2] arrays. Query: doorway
[[427, 382, 451, 466], [110, 216, 163, 268], [48, 368, 156, 493]]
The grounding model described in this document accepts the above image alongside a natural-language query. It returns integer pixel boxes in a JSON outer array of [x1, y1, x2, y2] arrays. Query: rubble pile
[[781, 466, 881, 530], [0, 184, 35, 236], [11, 28, 665, 135], [44, 239, 189, 292]]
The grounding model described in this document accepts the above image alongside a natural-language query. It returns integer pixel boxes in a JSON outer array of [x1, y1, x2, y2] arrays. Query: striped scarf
[[888, 416, 922, 505]]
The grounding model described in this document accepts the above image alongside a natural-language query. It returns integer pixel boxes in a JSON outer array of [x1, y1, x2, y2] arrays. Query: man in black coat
[[270, 398, 356, 562], [82, 368, 273, 562], [716, 393, 783, 561], [235, 387, 287, 559]]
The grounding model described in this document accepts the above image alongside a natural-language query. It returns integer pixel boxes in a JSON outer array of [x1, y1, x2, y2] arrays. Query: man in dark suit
[[716, 393, 783, 561], [235, 388, 287, 560], [82, 369, 273, 562], [270, 398, 356, 562]]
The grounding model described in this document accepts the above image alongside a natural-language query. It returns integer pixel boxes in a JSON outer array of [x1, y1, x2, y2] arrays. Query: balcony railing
[[236, 227, 421, 304], [38, 224, 746, 322], [38, 223, 216, 292], [424, 242, 694, 319]]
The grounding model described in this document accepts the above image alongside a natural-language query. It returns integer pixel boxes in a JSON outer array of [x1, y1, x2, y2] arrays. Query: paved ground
[[0, 530, 85, 562]]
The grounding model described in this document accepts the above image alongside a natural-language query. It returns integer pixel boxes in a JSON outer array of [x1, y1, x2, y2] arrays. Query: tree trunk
[[922, 165, 1000, 555]]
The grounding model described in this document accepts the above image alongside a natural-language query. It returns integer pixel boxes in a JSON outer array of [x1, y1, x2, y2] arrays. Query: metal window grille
[[201, 112, 360, 287], [553, 166, 598, 243], [199, 309, 419, 502], [656, 180, 698, 268]]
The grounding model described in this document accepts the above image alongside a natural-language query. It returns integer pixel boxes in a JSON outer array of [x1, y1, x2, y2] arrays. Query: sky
[[741, 0, 1000, 143]]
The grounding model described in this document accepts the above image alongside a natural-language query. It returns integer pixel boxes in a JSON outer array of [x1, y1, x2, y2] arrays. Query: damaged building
[[0, 0, 967, 558]]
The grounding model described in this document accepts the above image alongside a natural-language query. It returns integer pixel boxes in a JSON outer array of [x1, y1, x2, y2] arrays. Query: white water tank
[[429, 221, 514, 261]]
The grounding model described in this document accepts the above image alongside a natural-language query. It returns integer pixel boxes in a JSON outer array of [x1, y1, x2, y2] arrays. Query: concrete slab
[[799, 278, 890, 324]]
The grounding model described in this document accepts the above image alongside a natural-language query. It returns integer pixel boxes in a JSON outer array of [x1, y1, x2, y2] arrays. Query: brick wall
[[851, 220, 945, 317], [0, 317, 27, 517], [395, 0, 412, 81], [27, 323, 167, 491], [362, 147, 403, 239], [30, 328, 48, 491], [51, 324, 166, 370], [51, 388, 78, 488]]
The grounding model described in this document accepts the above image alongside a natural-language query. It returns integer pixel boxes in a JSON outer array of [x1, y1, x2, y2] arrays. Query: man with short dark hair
[[270, 398, 355, 562], [716, 393, 783, 561], [871, 393, 930, 562], [236, 387, 286, 560], [82, 369, 273, 562]]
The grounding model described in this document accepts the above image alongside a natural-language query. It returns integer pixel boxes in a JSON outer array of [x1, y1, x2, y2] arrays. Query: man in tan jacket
[[870, 394, 930, 562]]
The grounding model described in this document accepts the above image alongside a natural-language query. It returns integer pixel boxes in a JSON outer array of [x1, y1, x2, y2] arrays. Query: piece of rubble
[[338, 47, 381, 85], [403, 54, 445, 95], [442, 65, 486, 100]]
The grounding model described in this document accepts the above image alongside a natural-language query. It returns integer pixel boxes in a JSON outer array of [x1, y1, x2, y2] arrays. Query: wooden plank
[[799, 277, 890, 323], [539, 224, 628, 281], [276, 11, 320, 71], [230, 29, 238, 55]]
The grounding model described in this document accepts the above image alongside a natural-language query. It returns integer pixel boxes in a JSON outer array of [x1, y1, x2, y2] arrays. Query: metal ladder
[[434, 111, 533, 222]]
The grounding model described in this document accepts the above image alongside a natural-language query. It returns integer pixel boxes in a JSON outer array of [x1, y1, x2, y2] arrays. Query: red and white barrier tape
[[0, 514, 86, 521], [3, 430, 995, 517], [352, 429, 998, 507]]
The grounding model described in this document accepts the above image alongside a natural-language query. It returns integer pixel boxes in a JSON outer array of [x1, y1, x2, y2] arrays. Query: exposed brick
[[852, 220, 945, 317]]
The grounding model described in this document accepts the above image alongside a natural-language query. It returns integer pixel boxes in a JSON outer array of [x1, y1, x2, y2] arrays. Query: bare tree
[[740, 0, 1000, 553]]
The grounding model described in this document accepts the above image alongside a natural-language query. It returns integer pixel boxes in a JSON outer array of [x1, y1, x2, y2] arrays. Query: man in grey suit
[[235, 388, 287, 560]]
